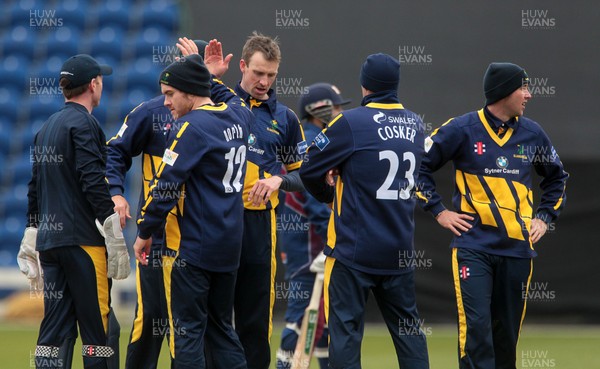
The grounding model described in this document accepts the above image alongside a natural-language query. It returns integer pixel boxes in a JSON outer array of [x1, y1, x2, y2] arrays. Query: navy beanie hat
[[193, 39, 209, 59], [484, 62, 529, 105], [159, 54, 210, 97], [360, 53, 400, 93]]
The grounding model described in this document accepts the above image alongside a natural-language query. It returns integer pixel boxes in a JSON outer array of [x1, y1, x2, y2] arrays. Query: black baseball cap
[[60, 54, 112, 89], [299, 83, 351, 119]]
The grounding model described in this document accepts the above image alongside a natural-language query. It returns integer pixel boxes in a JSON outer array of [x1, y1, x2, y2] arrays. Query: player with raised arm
[[132, 49, 253, 368], [225, 32, 306, 369], [300, 53, 430, 369], [106, 38, 208, 369], [417, 62, 568, 369]]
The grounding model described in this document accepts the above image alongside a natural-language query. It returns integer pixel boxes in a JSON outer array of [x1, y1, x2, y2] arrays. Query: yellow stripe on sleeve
[[429, 118, 453, 139], [139, 122, 190, 221]]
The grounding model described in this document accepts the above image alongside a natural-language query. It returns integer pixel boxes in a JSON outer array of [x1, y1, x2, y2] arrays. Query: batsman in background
[[225, 32, 306, 369], [276, 83, 350, 369], [106, 38, 208, 369], [300, 53, 430, 369], [417, 62, 568, 369], [20, 54, 127, 369]]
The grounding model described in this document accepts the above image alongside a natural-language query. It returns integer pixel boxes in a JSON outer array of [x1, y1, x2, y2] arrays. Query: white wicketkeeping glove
[[96, 213, 131, 280], [17, 227, 44, 290], [309, 251, 326, 274]]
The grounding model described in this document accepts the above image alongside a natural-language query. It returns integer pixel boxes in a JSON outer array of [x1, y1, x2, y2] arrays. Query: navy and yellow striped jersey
[[136, 96, 253, 272], [418, 108, 568, 258], [300, 92, 426, 275], [234, 84, 306, 210], [106, 95, 172, 246]]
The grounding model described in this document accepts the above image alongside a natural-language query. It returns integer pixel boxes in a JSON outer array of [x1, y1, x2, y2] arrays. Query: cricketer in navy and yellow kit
[[233, 82, 306, 369], [300, 53, 430, 369], [106, 95, 172, 369], [136, 54, 253, 369], [418, 63, 568, 369]]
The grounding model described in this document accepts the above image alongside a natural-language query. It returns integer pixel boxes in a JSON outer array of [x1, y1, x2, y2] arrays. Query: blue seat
[[0, 125, 10, 156], [42, 27, 82, 59], [0, 85, 23, 122], [92, 104, 109, 127], [14, 126, 37, 157], [1, 25, 36, 59], [1, 55, 30, 95], [3, 2, 35, 29], [83, 26, 125, 61], [0, 222, 23, 266], [94, 1, 132, 31], [55, 3, 88, 30], [4, 180, 30, 204], [122, 59, 162, 97], [140, 2, 179, 32], [3, 154, 33, 189]]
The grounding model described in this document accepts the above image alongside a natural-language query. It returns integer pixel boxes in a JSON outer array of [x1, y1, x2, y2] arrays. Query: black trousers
[[325, 258, 429, 369], [165, 256, 246, 369], [452, 248, 533, 369], [36, 246, 114, 369], [125, 248, 167, 369], [234, 209, 277, 369]]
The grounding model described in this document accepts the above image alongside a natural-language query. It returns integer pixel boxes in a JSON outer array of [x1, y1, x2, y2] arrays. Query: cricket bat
[[291, 273, 324, 369]]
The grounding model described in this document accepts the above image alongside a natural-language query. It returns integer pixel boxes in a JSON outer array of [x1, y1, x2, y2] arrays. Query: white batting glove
[[96, 213, 131, 280], [309, 251, 326, 274], [17, 227, 44, 290]]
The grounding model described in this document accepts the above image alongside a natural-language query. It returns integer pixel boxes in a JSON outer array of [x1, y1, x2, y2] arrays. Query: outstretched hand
[[203, 39, 233, 78], [175, 37, 199, 57]]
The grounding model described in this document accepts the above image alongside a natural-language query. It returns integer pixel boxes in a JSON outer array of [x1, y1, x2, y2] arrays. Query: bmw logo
[[496, 156, 508, 169], [248, 134, 256, 145]]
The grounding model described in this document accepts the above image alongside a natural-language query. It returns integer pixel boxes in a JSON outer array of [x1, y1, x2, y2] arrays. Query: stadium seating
[[0, 0, 180, 264], [1, 25, 36, 59], [139, 0, 179, 33]]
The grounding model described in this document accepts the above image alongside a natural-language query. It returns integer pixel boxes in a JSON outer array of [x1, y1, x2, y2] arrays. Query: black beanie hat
[[484, 62, 529, 105], [159, 54, 210, 97], [360, 53, 400, 93]]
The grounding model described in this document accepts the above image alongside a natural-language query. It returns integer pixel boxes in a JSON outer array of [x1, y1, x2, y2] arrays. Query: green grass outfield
[[1, 321, 598, 368]]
